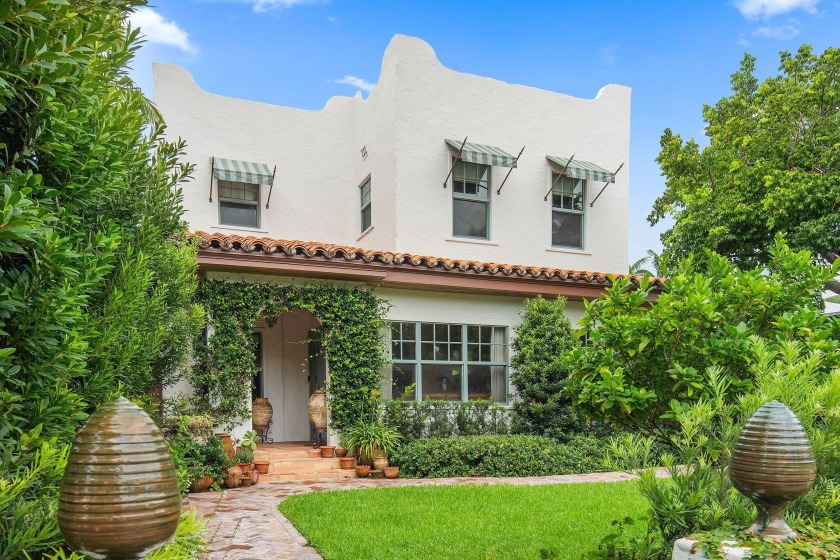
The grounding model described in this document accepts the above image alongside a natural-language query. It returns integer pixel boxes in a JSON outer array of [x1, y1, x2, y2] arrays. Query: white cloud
[[737, 33, 750, 46], [327, 15, 337, 23], [333, 75, 375, 93], [129, 8, 197, 54], [217, 0, 322, 13], [735, 0, 820, 19], [752, 19, 801, 38]]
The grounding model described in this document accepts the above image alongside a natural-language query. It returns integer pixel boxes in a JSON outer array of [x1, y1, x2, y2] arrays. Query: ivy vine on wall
[[191, 280, 390, 432]]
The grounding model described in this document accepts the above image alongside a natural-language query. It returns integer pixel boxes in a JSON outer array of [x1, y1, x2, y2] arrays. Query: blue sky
[[130, 0, 839, 265]]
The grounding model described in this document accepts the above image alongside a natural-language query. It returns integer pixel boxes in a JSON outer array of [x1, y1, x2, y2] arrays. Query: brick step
[[254, 449, 323, 461], [259, 470, 357, 482]]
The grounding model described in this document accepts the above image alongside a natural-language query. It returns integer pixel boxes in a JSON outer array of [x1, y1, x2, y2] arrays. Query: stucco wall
[[153, 34, 630, 274]]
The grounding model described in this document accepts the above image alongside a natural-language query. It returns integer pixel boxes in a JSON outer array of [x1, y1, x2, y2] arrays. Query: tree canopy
[[0, 1, 202, 556], [650, 45, 839, 291]]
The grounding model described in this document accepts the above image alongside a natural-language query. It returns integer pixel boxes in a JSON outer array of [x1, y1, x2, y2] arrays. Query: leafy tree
[[570, 237, 840, 440], [630, 249, 668, 277], [509, 296, 587, 441], [650, 46, 840, 293], [0, 1, 203, 556]]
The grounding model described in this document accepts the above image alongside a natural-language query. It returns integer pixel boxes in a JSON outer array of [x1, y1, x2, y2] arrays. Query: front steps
[[254, 442, 356, 482]]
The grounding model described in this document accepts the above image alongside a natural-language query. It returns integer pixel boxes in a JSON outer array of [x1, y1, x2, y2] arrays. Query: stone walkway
[[185, 469, 663, 560]]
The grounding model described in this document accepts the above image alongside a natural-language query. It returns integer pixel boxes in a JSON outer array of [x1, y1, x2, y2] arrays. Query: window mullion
[[415, 322, 421, 401], [461, 325, 468, 401]]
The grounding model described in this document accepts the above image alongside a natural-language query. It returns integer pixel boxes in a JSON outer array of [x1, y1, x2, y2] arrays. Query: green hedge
[[382, 399, 510, 443], [390, 434, 606, 478]]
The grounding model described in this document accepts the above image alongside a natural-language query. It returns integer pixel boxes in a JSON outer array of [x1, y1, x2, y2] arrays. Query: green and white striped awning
[[547, 155, 615, 183], [446, 139, 517, 168], [212, 157, 274, 185]]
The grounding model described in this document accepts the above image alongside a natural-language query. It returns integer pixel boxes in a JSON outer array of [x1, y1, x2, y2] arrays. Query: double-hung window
[[360, 178, 372, 233], [387, 321, 508, 403], [551, 175, 585, 249], [452, 161, 490, 239], [219, 180, 260, 228]]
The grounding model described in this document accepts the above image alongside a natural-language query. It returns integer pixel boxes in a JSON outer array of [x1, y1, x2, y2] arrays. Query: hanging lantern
[[58, 397, 181, 559], [729, 400, 816, 541]]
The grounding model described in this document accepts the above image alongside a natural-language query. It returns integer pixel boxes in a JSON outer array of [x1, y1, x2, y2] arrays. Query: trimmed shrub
[[382, 400, 510, 443], [390, 434, 605, 478]]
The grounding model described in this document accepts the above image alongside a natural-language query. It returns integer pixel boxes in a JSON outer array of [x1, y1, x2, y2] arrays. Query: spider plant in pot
[[341, 421, 401, 466]]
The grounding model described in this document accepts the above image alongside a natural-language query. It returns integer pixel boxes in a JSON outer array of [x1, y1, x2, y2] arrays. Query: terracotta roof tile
[[191, 231, 665, 288]]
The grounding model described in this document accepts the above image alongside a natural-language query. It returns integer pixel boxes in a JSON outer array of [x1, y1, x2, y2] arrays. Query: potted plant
[[384, 466, 399, 479], [254, 460, 270, 474], [341, 421, 402, 466], [233, 448, 254, 474], [339, 456, 356, 469], [355, 464, 371, 478]]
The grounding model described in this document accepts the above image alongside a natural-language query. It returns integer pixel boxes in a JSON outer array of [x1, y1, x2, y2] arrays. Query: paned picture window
[[551, 175, 585, 249], [452, 161, 490, 239], [219, 180, 260, 228], [384, 321, 508, 403], [360, 178, 372, 232]]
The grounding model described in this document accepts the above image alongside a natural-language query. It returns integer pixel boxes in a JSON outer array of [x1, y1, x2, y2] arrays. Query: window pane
[[421, 342, 435, 361], [449, 325, 462, 342], [481, 345, 491, 362], [467, 344, 480, 361], [552, 211, 583, 248], [391, 340, 401, 360], [391, 323, 401, 340], [421, 323, 434, 341], [434, 342, 447, 361], [480, 326, 492, 343], [453, 161, 489, 198], [421, 364, 461, 401], [403, 322, 416, 341], [467, 325, 479, 343], [220, 201, 259, 228], [435, 324, 448, 341], [391, 364, 416, 400], [467, 365, 507, 402], [453, 199, 488, 239], [361, 204, 372, 232], [449, 343, 462, 362], [402, 341, 416, 361]]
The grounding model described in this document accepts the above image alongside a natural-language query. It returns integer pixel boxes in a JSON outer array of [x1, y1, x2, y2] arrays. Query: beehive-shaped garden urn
[[58, 397, 181, 559], [729, 400, 816, 541], [307, 389, 328, 431]]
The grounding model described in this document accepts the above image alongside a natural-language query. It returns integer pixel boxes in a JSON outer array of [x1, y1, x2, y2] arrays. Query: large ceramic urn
[[307, 388, 328, 431], [252, 397, 274, 432], [729, 400, 816, 540], [58, 397, 181, 559]]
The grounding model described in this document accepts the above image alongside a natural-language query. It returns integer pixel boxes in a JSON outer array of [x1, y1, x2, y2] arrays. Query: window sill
[[545, 246, 591, 256], [356, 225, 375, 241], [445, 237, 499, 247], [211, 225, 270, 235]]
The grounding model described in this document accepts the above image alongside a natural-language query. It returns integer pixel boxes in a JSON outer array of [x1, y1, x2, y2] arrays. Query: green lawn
[[279, 482, 646, 560]]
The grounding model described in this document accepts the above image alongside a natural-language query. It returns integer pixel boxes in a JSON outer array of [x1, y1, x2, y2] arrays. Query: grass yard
[[279, 482, 646, 560]]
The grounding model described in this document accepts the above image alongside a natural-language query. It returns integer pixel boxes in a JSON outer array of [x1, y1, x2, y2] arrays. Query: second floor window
[[551, 175, 585, 249], [219, 180, 260, 228], [360, 178, 372, 233], [452, 161, 490, 239]]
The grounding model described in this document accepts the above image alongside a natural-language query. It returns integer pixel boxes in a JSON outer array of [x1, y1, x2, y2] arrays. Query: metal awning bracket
[[265, 166, 277, 208], [209, 156, 215, 202], [543, 154, 574, 201], [589, 162, 624, 207], [496, 145, 525, 195], [442, 136, 468, 188]]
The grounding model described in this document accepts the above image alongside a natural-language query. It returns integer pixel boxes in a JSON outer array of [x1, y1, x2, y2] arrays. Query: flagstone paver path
[[184, 468, 666, 560]]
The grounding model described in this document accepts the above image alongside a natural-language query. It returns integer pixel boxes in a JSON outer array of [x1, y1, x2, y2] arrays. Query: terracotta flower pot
[[189, 474, 214, 493], [355, 465, 371, 478], [373, 456, 389, 471], [251, 470, 259, 485], [335, 447, 348, 458], [320, 445, 336, 458], [384, 466, 399, 479], [224, 465, 242, 488], [238, 462, 253, 474], [239, 472, 254, 487], [339, 457, 356, 469], [254, 460, 270, 474], [216, 433, 235, 459]]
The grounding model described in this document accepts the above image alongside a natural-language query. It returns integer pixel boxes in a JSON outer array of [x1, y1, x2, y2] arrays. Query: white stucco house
[[154, 34, 656, 444]]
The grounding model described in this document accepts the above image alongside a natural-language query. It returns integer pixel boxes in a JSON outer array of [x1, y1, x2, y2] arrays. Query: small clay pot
[[355, 465, 371, 478], [320, 445, 336, 458], [384, 466, 399, 479], [335, 447, 348, 458], [224, 465, 242, 488], [189, 475, 214, 493], [339, 457, 356, 469], [373, 456, 389, 471], [254, 460, 270, 474], [238, 462, 253, 474], [239, 472, 254, 487]]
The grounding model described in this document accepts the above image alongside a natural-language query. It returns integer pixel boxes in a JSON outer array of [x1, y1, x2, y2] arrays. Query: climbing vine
[[191, 280, 389, 431]]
